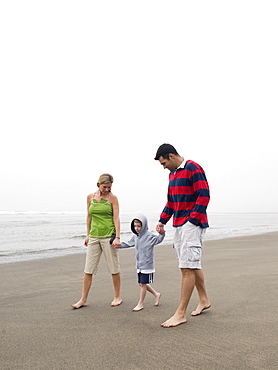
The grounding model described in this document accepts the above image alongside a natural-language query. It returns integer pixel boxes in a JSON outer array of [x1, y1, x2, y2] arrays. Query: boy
[[118, 214, 165, 311]]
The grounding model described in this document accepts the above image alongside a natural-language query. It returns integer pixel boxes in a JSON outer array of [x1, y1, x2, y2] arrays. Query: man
[[155, 143, 211, 328]]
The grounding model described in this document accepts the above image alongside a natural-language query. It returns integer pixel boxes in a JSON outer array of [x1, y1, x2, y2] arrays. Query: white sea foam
[[0, 212, 277, 264]]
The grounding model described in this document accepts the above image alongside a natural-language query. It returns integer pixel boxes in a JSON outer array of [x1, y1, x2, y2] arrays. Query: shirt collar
[[173, 157, 185, 174], [177, 157, 185, 169]]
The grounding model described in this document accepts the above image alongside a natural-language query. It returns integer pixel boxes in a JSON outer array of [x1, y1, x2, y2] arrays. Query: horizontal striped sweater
[[159, 160, 210, 228]]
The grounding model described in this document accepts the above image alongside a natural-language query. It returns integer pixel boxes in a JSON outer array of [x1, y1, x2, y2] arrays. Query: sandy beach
[[1, 232, 277, 370]]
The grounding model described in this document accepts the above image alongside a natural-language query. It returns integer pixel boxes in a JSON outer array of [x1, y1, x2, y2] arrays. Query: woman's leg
[[100, 239, 122, 306], [71, 273, 92, 309], [111, 272, 122, 306]]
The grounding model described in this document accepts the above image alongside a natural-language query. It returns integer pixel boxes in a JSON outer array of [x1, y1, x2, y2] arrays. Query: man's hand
[[156, 222, 165, 234]]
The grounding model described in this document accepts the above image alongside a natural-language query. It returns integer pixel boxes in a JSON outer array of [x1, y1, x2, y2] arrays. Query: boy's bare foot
[[71, 300, 88, 309], [111, 298, 122, 307], [154, 293, 161, 306], [191, 303, 211, 316], [133, 303, 144, 311], [161, 314, 187, 328]]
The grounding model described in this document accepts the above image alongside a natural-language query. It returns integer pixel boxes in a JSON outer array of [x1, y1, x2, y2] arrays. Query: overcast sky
[[1, 1, 277, 215]]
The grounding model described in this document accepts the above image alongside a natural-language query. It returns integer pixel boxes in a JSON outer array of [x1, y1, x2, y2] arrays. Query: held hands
[[112, 238, 121, 248], [156, 222, 165, 235], [84, 236, 121, 248]]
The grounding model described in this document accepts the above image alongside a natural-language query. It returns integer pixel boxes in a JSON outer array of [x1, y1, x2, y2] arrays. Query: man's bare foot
[[161, 314, 187, 328], [111, 298, 122, 307], [191, 303, 211, 316], [133, 303, 144, 311], [154, 293, 161, 306], [71, 300, 88, 309]]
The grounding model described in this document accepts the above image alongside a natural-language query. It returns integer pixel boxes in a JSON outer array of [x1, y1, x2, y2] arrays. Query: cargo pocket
[[188, 246, 201, 262]]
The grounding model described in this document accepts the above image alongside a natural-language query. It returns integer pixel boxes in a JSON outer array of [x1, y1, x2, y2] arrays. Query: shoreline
[[1, 232, 278, 369], [1, 229, 278, 266]]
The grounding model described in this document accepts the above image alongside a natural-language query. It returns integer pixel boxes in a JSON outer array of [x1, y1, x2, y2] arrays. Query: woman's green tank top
[[89, 198, 115, 239]]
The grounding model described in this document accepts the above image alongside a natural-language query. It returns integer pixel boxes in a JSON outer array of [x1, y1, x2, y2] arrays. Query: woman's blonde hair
[[97, 173, 114, 187]]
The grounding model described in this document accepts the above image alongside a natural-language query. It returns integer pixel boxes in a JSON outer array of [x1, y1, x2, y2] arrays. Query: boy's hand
[[112, 239, 121, 248], [156, 222, 165, 234]]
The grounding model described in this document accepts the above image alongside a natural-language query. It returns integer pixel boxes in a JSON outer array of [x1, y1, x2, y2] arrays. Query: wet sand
[[1, 232, 277, 369]]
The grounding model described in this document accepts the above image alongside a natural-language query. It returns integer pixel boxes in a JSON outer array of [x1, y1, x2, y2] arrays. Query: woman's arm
[[111, 194, 120, 248], [84, 193, 93, 246]]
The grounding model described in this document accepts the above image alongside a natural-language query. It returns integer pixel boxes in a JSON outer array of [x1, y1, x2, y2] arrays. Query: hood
[[131, 214, 148, 235]]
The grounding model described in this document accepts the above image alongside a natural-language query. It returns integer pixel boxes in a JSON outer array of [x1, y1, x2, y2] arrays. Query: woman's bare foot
[[111, 298, 122, 307], [133, 303, 144, 312], [71, 300, 88, 309], [191, 303, 211, 316], [154, 293, 161, 306], [161, 314, 187, 328]]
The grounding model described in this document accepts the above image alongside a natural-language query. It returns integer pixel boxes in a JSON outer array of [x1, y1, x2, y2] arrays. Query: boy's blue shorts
[[137, 272, 153, 284]]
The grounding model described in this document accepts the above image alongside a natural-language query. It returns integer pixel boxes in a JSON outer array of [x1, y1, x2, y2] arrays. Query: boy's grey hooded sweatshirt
[[120, 214, 165, 271]]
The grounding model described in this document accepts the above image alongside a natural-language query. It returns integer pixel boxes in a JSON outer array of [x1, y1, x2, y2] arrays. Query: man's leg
[[161, 268, 195, 327], [191, 269, 211, 316]]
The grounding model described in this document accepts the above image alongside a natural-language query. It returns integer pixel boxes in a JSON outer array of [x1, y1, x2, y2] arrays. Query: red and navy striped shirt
[[159, 160, 210, 228]]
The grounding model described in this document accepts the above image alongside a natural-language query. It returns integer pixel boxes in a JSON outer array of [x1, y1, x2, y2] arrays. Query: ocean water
[[0, 211, 277, 264]]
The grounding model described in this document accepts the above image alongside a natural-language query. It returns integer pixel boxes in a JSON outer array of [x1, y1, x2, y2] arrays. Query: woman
[[72, 173, 122, 308]]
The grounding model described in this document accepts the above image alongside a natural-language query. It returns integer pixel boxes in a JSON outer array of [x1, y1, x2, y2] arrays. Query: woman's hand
[[84, 236, 89, 247], [112, 238, 121, 248]]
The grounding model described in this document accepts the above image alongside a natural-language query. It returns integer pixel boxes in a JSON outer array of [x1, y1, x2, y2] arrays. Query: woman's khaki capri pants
[[84, 238, 120, 275]]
